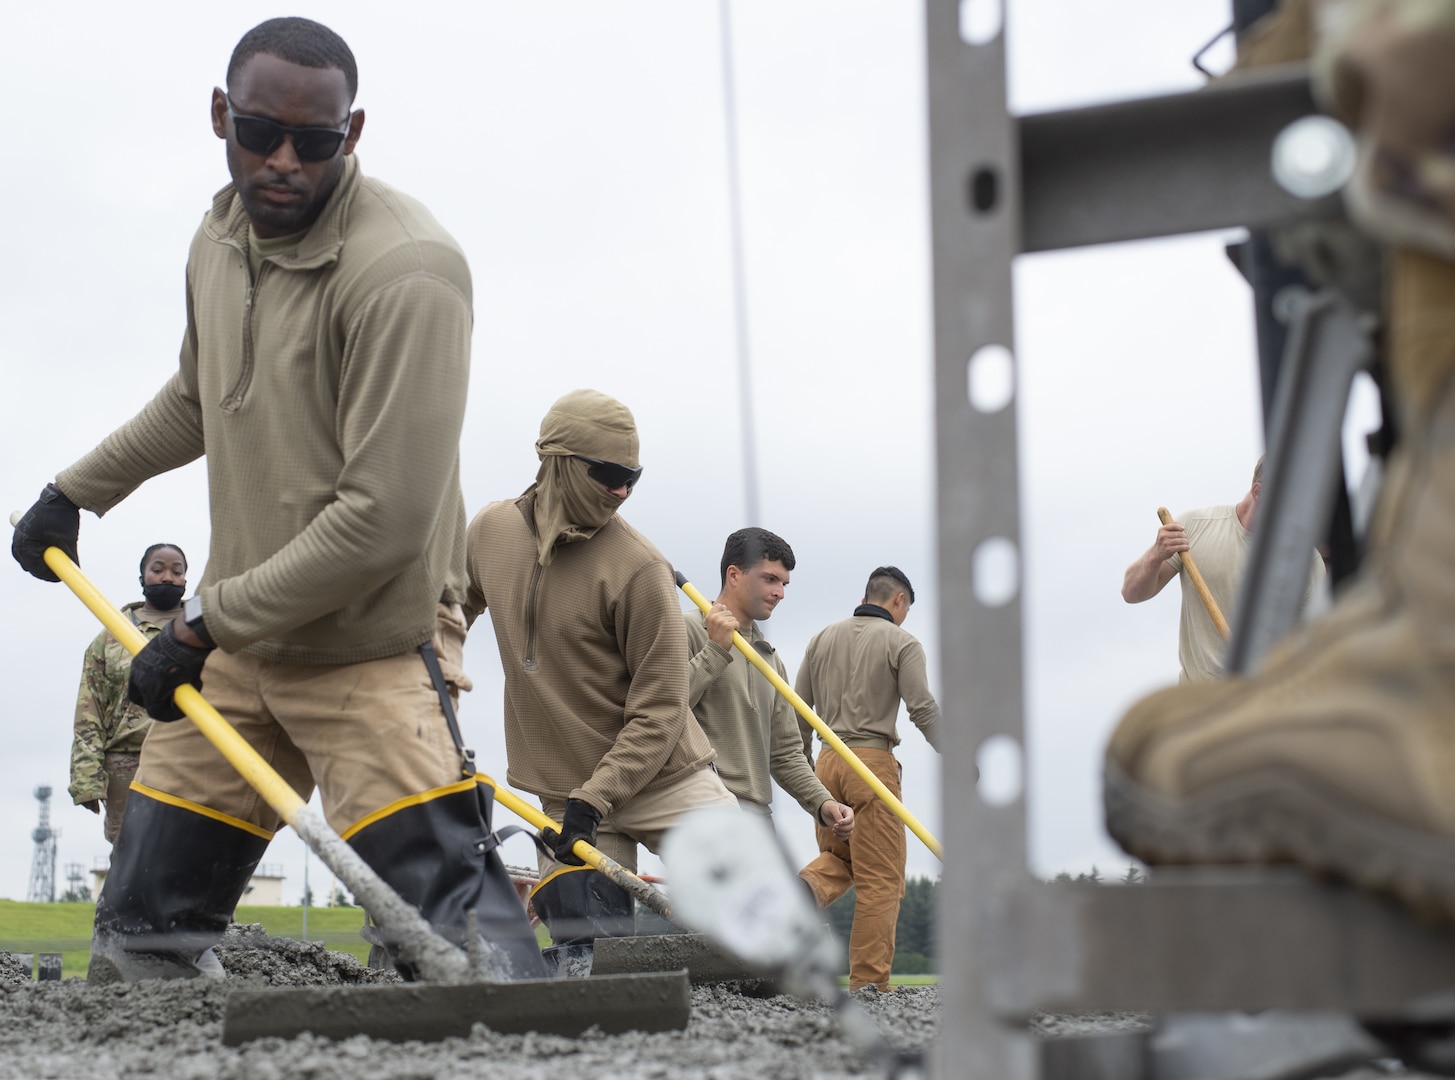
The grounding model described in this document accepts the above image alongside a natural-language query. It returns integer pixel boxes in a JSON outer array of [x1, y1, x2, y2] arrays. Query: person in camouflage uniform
[[69, 544, 188, 844]]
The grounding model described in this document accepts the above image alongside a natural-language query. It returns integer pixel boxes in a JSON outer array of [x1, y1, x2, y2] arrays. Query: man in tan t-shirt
[[1121, 456, 1326, 682], [795, 566, 941, 992]]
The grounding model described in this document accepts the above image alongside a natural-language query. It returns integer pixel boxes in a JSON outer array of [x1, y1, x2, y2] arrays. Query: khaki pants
[[537, 766, 737, 879], [799, 747, 906, 991], [135, 604, 471, 835]]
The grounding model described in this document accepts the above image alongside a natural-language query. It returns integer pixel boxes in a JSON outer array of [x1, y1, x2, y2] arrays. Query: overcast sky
[[0, 1, 1363, 909]]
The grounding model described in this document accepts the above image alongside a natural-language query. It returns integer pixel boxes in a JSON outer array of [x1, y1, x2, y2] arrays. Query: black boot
[[347, 778, 546, 981], [89, 789, 269, 983], [531, 865, 635, 977]]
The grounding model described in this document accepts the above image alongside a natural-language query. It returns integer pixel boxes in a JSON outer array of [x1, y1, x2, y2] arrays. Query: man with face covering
[[466, 389, 738, 971], [70, 544, 189, 845]]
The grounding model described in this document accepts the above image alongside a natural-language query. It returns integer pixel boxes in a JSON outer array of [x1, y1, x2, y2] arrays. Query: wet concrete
[[1, 931, 1436, 1079], [0, 929, 937, 1079], [215, 923, 401, 988], [0, 952, 29, 989]]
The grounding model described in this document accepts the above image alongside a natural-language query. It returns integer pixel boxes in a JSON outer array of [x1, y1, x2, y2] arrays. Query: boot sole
[[1104, 758, 1455, 925]]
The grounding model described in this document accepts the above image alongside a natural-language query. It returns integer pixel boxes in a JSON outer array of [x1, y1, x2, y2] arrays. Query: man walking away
[[795, 566, 941, 992]]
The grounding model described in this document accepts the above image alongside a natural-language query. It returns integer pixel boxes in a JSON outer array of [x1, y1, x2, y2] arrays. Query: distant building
[[92, 859, 285, 906]]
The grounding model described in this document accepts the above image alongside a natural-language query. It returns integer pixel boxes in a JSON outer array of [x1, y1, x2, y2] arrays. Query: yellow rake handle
[[676, 573, 942, 860], [15, 524, 305, 823]]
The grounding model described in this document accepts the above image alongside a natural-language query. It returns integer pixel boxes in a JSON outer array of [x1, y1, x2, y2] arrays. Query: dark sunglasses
[[573, 455, 643, 491], [227, 99, 352, 162]]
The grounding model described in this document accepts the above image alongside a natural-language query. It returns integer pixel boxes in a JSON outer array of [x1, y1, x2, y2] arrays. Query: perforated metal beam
[[927, 2, 1035, 1076]]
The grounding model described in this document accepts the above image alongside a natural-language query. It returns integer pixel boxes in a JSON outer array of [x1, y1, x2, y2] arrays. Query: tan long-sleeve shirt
[[794, 610, 942, 754], [685, 611, 830, 818], [56, 156, 470, 664], [466, 492, 716, 816]]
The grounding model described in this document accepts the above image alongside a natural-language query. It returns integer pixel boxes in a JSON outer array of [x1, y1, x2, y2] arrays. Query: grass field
[[1, 899, 933, 984], [0, 899, 377, 979]]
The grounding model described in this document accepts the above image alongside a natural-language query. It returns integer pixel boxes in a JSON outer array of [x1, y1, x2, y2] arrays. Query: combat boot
[[88, 787, 268, 982], [530, 865, 635, 977], [345, 776, 547, 981], [1105, 249, 1455, 923]]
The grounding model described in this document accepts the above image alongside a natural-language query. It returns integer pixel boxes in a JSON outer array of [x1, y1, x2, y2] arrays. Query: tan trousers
[[536, 766, 737, 880], [135, 604, 471, 836], [799, 747, 906, 991]]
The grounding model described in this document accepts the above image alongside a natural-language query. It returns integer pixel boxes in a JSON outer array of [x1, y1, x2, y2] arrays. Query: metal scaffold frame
[[927, 2, 1455, 1077]]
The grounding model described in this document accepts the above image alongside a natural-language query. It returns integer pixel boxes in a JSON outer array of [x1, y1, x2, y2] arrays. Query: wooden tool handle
[[1158, 507, 1230, 639]]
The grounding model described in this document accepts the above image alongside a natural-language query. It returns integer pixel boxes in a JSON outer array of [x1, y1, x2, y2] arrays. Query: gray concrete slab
[[220, 969, 691, 1045], [591, 933, 774, 987]]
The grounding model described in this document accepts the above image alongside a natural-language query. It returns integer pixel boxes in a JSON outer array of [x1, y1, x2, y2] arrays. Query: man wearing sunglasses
[[10, 17, 544, 983], [465, 389, 738, 974]]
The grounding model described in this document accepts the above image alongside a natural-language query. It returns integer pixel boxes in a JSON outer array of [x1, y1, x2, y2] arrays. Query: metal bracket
[[1226, 288, 1375, 673]]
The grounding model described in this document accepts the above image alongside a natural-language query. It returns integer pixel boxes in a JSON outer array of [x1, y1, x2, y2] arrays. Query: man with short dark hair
[[10, 16, 543, 982], [686, 528, 854, 838], [795, 566, 941, 992], [466, 389, 738, 973]]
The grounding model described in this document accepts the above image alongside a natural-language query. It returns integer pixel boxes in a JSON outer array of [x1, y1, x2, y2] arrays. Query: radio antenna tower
[[27, 785, 57, 903]]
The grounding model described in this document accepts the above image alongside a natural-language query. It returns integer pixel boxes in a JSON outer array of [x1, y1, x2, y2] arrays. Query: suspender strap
[[418, 640, 476, 776]]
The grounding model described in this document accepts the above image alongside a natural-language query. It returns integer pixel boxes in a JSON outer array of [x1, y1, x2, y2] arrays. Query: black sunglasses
[[573, 456, 643, 491], [227, 99, 352, 162]]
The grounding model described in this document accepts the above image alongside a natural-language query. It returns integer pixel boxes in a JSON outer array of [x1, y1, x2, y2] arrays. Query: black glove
[[11, 483, 80, 582], [126, 621, 213, 723], [543, 798, 603, 866]]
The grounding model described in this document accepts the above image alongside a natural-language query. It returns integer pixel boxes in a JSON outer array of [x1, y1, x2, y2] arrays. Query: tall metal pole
[[718, 0, 761, 525]]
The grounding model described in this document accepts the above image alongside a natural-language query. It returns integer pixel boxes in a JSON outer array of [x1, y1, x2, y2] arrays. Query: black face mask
[[142, 582, 185, 611]]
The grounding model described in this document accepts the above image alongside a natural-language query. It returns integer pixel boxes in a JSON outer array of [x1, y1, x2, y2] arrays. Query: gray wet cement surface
[[0, 927, 936, 1079], [3, 930, 1441, 1079]]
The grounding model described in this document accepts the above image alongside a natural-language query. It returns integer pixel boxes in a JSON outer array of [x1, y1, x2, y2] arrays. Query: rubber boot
[[346, 778, 546, 981], [1105, 251, 1455, 923], [88, 788, 269, 983], [531, 866, 635, 978]]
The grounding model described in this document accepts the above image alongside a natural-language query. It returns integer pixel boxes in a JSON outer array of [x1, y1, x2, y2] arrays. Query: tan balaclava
[[530, 389, 641, 566]]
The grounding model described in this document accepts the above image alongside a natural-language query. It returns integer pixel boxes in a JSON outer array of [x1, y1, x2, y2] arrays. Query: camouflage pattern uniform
[[70, 602, 169, 843]]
